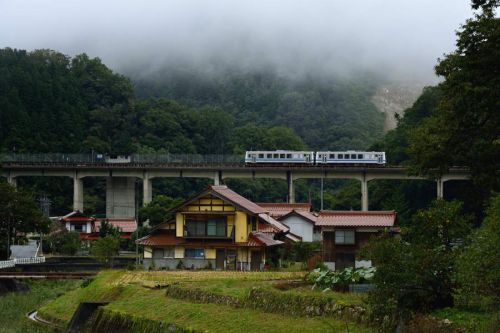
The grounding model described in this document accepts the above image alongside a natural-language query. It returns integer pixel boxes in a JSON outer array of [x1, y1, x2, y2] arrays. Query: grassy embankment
[[0, 279, 81, 333], [39, 270, 374, 333]]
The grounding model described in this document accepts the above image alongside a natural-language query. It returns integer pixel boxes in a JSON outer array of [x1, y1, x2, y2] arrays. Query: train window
[[329, 154, 335, 159], [358, 154, 363, 159], [286, 154, 292, 158], [273, 154, 279, 158], [338, 154, 344, 159], [351, 154, 356, 159], [258, 154, 264, 158], [267, 154, 272, 158], [280, 154, 285, 158]]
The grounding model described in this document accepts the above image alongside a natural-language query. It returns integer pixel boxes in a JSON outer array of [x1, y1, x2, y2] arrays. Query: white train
[[245, 150, 386, 165]]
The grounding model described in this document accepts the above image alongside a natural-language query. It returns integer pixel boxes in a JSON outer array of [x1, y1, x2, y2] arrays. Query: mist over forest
[[0, 0, 471, 83]]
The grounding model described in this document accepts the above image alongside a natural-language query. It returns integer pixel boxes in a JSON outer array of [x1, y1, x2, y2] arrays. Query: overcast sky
[[0, 0, 473, 83]]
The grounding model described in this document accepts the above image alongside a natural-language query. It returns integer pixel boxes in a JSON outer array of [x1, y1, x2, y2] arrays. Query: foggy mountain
[[0, 0, 472, 83]]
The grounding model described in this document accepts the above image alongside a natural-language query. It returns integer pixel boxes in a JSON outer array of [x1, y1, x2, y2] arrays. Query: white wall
[[280, 215, 314, 242]]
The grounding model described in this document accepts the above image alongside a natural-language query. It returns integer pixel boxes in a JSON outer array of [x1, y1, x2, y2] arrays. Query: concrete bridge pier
[[106, 177, 136, 218], [143, 172, 152, 206], [436, 178, 444, 199], [73, 175, 84, 211], [7, 175, 17, 188], [287, 171, 295, 203], [361, 178, 369, 211]]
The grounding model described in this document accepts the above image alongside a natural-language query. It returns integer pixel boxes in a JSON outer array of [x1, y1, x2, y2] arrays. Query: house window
[[207, 218, 226, 237], [185, 220, 205, 236], [335, 230, 355, 244], [72, 224, 86, 232], [153, 247, 174, 258], [186, 217, 227, 237], [185, 248, 204, 258]]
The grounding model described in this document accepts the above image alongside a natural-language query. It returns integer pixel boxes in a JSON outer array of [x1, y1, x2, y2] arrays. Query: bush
[[90, 236, 120, 267], [45, 230, 81, 255], [306, 267, 375, 290], [455, 194, 500, 311]]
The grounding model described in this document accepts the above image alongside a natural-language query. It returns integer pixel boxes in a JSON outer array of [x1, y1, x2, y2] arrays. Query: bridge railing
[[0, 153, 245, 165]]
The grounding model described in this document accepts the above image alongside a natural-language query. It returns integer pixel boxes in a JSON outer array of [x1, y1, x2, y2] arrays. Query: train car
[[315, 151, 386, 165], [245, 151, 315, 164]]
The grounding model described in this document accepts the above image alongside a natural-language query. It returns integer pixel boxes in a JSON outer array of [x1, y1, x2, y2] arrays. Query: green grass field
[[38, 270, 375, 333], [0, 279, 81, 333]]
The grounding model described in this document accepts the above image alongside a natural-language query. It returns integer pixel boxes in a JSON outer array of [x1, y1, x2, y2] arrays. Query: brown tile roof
[[279, 210, 318, 224], [60, 210, 93, 222], [136, 230, 184, 246], [257, 203, 312, 218], [210, 185, 266, 214], [95, 219, 137, 233], [315, 210, 396, 227], [258, 213, 289, 233], [248, 232, 284, 247]]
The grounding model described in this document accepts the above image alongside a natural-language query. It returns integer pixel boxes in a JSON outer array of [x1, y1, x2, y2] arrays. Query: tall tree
[[409, 3, 500, 191]]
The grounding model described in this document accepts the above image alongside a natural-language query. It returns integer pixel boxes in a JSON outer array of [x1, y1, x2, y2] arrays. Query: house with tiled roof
[[257, 203, 312, 219], [59, 211, 137, 241], [277, 210, 320, 242], [316, 210, 397, 271], [136, 185, 294, 270]]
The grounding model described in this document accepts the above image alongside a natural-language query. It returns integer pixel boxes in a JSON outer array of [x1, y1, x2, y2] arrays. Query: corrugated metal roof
[[257, 203, 311, 218], [95, 219, 137, 233], [315, 210, 396, 227]]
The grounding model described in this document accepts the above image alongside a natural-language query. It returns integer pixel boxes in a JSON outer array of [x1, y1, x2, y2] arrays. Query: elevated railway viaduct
[[0, 154, 470, 217]]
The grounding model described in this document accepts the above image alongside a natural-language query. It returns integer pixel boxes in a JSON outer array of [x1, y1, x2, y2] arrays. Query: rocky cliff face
[[371, 83, 424, 131]]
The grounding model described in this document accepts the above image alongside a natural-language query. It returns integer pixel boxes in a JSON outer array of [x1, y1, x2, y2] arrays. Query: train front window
[[358, 154, 363, 159], [258, 154, 264, 158]]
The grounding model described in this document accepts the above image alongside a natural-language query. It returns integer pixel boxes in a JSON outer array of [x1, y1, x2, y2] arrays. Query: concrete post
[[7, 175, 17, 188], [287, 171, 295, 203], [143, 172, 152, 206], [361, 179, 369, 211], [436, 178, 444, 199], [73, 175, 84, 212], [213, 171, 221, 186]]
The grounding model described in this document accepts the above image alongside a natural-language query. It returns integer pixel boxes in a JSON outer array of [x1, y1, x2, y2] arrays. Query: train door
[[322, 154, 327, 163], [305, 153, 311, 163]]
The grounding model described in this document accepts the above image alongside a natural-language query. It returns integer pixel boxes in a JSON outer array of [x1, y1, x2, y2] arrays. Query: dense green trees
[[362, 200, 472, 328], [0, 182, 50, 259], [408, 3, 500, 191]]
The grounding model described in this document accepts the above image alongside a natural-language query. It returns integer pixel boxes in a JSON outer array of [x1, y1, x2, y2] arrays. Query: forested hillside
[[133, 68, 386, 150]]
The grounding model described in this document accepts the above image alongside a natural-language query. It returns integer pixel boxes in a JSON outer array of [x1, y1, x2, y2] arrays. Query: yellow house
[[137, 185, 293, 270]]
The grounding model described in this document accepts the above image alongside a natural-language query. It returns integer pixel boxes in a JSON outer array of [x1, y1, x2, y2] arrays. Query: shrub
[[306, 267, 375, 290], [45, 230, 81, 255], [90, 236, 120, 267]]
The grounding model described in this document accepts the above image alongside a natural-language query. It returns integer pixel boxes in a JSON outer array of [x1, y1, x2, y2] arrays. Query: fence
[[0, 257, 45, 269]]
